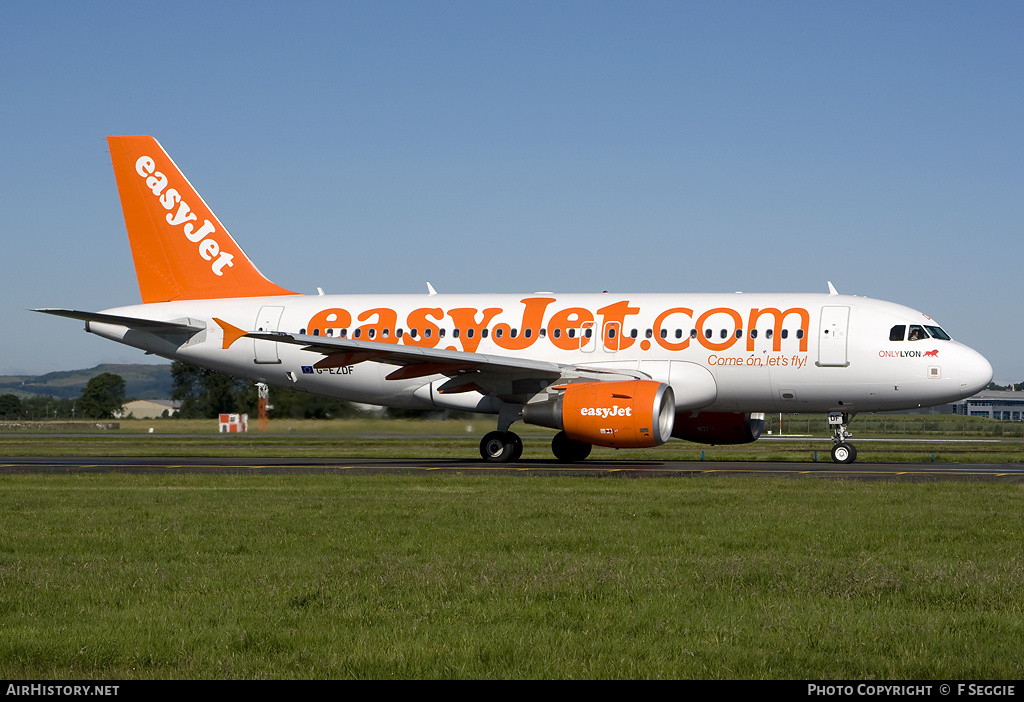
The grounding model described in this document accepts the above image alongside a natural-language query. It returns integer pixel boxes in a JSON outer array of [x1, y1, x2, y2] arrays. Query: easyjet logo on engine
[[135, 156, 235, 277], [580, 406, 633, 418]]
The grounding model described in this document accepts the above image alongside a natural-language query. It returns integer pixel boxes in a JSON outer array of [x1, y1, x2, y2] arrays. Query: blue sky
[[2, 1, 1021, 382]]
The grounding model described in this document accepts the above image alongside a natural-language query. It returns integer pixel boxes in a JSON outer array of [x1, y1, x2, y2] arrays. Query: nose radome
[[959, 346, 993, 397]]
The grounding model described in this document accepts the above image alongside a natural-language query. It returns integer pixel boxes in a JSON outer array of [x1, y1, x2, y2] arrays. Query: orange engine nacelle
[[522, 380, 675, 448]]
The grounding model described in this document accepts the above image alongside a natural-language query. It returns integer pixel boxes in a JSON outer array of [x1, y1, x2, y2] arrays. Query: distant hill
[[0, 364, 173, 400]]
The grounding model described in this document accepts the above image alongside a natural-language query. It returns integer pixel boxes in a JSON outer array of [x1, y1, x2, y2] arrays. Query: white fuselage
[[87, 291, 993, 416]]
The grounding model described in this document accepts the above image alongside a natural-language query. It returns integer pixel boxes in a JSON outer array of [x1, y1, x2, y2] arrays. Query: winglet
[[107, 136, 298, 303], [214, 317, 249, 349]]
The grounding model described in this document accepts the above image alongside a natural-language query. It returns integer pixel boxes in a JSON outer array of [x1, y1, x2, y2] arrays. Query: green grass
[[1, 416, 1022, 462], [0, 473, 1022, 679]]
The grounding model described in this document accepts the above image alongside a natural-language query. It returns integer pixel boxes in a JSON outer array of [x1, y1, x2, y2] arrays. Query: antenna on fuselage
[[827, 281, 839, 296]]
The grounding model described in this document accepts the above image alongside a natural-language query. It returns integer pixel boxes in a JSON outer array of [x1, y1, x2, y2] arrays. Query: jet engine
[[522, 380, 675, 448], [671, 411, 765, 444]]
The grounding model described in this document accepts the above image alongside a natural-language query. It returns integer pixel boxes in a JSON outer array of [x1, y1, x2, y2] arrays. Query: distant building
[[950, 391, 1024, 421], [117, 399, 179, 419]]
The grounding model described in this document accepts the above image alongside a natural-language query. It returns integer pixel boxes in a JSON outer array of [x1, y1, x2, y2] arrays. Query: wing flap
[[243, 330, 649, 402], [245, 330, 565, 378]]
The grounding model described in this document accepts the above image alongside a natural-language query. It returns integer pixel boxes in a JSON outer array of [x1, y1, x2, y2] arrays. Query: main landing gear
[[828, 411, 857, 464], [479, 429, 593, 463], [479, 431, 523, 463]]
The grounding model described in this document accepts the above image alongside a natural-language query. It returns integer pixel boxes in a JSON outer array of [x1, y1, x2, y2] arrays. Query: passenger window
[[889, 325, 905, 341], [750, 329, 758, 339]]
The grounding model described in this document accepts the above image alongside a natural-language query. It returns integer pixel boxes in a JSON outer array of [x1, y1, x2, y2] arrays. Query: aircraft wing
[[34, 308, 206, 334], [236, 325, 645, 402]]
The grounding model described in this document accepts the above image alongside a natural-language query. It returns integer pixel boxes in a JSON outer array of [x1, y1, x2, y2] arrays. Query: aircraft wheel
[[480, 431, 521, 463], [551, 431, 592, 463], [509, 433, 524, 461], [831, 442, 857, 464]]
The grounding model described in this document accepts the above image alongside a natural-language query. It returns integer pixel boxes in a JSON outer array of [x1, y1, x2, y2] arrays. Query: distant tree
[[77, 373, 127, 419], [16, 395, 74, 420], [0, 394, 22, 419], [986, 381, 1024, 391], [171, 362, 254, 418], [170, 361, 365, 420], [265, 385, 362, 419]]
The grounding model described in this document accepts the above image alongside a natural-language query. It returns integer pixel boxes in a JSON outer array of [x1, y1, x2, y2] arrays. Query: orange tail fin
[[107, 136, 297, 303]]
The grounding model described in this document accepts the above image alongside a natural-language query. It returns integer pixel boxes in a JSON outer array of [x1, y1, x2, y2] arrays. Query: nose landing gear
[[828, 411, 857, 464]]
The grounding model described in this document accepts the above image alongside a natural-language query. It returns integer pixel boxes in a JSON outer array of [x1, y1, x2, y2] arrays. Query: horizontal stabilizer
[[34, 308, 205, 335]]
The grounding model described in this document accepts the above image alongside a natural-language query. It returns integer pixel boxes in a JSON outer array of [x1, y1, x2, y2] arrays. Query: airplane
[[37, 136, 993, 464]]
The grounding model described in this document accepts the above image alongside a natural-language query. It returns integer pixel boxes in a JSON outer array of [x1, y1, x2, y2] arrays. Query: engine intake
[[523, 380, 675, 448]]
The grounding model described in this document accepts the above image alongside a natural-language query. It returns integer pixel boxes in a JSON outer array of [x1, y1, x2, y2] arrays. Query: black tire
[[509, 433, 524, 461], [831, 442, 857, 464], [480, 431, 521, 463], [551, 431, 592, 463]]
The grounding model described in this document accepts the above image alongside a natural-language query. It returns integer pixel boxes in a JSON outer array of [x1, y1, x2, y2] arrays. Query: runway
[[3, 456, 1024, 481]]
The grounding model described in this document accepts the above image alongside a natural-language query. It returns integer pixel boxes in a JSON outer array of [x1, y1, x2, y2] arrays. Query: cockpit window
[[908, 325, 929, 341], [891, 323, 950, 342]]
